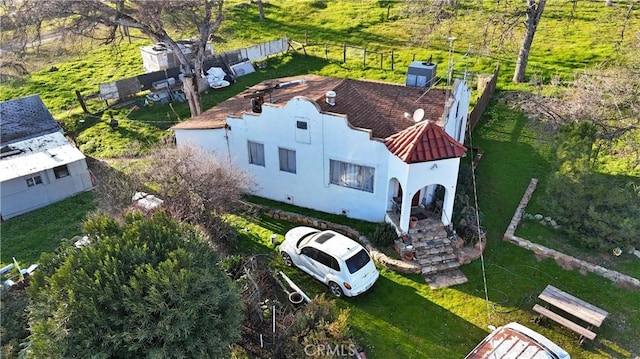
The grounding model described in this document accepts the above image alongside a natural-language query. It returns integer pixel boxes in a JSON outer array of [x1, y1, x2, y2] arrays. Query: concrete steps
[[424, 268, 469, 289]]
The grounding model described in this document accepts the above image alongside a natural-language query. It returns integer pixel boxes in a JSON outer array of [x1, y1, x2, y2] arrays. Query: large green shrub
[[25, 211, 243, 358], [368, 222, 398, 247]]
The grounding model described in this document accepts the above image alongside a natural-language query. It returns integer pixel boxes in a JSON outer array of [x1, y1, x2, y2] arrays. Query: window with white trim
[[26, 175, 43, 187], [329, 160, 374, 193], [54, 165, 70, 178], [279, 148, 296, 174], [247, 141, 265, 166]]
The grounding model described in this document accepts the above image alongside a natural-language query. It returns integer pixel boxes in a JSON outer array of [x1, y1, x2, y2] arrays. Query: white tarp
[[205, 67, 230, 89]]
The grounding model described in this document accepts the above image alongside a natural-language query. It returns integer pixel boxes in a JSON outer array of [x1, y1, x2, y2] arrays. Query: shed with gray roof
[[1, 95, 94, 220]]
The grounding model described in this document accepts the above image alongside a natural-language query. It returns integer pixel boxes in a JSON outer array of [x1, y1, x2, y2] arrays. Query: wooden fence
[[467, 63, 500, 132]]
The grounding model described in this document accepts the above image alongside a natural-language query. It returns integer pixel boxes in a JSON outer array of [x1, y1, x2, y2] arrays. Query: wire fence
[[289, 39, 397, 70]]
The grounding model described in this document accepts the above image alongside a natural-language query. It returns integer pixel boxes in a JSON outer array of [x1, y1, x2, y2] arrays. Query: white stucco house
[[0, 95, 94, 220], [172, 73, 470, 233]]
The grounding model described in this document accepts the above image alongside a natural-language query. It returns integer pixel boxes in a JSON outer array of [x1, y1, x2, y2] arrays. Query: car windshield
[[345, 249, 371, 274]]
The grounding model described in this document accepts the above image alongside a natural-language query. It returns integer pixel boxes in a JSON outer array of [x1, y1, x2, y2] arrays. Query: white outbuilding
[[0, 95, 94, 220]]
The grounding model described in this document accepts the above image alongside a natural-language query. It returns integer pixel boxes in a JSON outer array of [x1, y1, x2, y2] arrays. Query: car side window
[[316, 250, 340, 271], [329, 256, 340, 271], [301, 247, 318, 260]]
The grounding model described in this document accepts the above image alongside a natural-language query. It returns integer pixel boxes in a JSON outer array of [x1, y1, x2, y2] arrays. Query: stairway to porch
[[408, 217, 468, 289]]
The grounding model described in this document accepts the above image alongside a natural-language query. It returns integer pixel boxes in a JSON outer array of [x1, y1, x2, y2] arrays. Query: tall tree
[[7, 0, 225, 117], [513, 0, 546, 82], [25, 211, 243, 358]]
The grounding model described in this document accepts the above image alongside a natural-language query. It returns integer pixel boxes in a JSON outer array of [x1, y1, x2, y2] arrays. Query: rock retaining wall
[[503, 179, 640, 291]]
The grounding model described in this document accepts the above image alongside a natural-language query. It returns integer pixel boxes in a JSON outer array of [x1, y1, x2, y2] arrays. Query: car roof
[[465, 322, 570, 359], [308, 230, 362, 259]]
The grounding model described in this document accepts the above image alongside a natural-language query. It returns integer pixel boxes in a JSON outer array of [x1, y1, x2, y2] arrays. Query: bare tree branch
[[6, 0, 225, 118]]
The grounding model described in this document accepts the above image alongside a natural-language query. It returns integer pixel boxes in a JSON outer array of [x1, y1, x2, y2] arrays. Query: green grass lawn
[[0, 192, 95, 267], [2, 1, 639, 357], [225, 206, 640, 358]]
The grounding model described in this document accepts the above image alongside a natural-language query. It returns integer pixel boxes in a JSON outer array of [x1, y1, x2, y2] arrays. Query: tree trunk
[[182, 75, 202, 117], [513, 0, 546, 83], [257, 0, 265, 20], [160, 35, 204, 117]]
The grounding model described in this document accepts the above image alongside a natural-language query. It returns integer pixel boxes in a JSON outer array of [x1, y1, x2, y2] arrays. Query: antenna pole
[[445, 36, 456, 100]]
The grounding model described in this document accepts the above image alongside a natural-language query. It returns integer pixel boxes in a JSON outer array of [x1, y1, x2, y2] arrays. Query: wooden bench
[[534, 285, 608, 344], [533, 304, 596, 341]]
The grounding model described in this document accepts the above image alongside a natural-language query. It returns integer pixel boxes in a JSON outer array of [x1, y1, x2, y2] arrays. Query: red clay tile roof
[[172, 74, 448, 139], [384, 120, 467, 163]]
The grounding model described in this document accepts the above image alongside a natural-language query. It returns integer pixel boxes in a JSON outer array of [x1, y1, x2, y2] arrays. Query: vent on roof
[[326, 91, 336, 106], [276, 79, 307, 89], [0, 145, 23, 158]]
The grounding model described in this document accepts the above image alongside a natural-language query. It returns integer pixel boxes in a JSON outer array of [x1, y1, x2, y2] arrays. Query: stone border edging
[[241, 204, 421, 274], [503, 178, 640, 291]]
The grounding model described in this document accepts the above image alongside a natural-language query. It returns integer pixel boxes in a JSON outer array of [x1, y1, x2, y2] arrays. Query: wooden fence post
[[380, 53, 383, 69], [363, 48, 367, 67], [325, 43, 328, 60], [391, 51, 394, 71], [304, 30, 308, 45], [75, 90, 89, 114], [343, 44, 347, 63]]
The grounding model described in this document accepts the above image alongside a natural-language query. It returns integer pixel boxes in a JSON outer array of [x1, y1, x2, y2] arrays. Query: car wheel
[[328, 282, 343, 297], [281, 252, 293, 267]]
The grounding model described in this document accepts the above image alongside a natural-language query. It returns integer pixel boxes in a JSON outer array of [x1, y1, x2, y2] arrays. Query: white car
[[279, 226, 379, 297]]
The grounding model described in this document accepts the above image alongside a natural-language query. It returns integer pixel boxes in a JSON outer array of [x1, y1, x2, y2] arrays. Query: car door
[[314, 250, 341, 284], [299, 247, 323, 281]]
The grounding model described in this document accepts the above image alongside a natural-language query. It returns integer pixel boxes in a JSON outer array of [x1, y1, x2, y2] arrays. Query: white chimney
[[326, 91, 336, 106]]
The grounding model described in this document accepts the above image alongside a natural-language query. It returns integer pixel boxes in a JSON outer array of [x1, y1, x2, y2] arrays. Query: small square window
[[296, 121, 308, 130], [54, 165, 70, 179], [26, 175, 42, 187]]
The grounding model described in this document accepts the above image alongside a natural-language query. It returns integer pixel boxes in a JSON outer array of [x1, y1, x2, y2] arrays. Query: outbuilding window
[[26, 175, 43, 187], [54, 165, 70, 178]]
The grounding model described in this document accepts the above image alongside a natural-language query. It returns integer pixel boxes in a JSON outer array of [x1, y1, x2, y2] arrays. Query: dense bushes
[[278, 295, 359, 359], [368, 222, 398, 247], [545, 122, 640, 250], [25, 211, 243, 358], [0, 286, 30, 359]]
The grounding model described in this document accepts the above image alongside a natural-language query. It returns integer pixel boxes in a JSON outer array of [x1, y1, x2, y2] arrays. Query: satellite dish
[[413, 108, 425, 122]]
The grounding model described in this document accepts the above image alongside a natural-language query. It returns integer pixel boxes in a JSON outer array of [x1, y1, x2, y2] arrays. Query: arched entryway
[[387, 178, 454, 233]]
